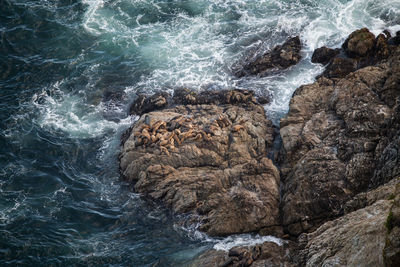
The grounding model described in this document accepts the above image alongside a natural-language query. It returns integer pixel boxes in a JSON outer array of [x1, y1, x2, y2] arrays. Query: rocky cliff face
[[279, 43, 400, 236]]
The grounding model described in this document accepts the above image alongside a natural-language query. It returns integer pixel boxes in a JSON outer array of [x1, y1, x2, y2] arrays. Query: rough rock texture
[[120, 89, 281, 236], [279, 46, 400, 236], [129, 92, 170, 115], [299, 199, 393, 267], [234, 36, 301, 77], [384, 181, 400, 266], [188, 242, 296, 267], [315, 28, 397, 78], [311, 46, 340, 65], [342, 28, 376, 57]]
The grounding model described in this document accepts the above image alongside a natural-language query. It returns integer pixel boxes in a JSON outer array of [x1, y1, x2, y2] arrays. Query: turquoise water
[[1, 0, 399, 266]]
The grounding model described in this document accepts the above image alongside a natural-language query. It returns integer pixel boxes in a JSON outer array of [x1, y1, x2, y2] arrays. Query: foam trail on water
[[213, 234, 285, 251]]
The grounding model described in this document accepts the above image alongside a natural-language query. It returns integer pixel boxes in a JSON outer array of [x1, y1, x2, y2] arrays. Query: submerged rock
[[234, 36, 302, 77], [120, 89, 281, 236]]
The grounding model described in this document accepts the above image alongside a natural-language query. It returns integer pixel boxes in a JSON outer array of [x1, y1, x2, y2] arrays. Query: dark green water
[[1, 0, 399, 266]]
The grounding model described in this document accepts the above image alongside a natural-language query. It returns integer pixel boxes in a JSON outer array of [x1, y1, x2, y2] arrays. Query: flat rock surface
[[120, 90, 281, 236]]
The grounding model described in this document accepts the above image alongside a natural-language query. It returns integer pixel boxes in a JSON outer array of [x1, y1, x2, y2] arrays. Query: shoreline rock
[[313, 28, 399, 79], [120, 27, 400, 266], [280, 45, 400, 236], [233, 36, 302, 77], [120, 89, 282, 237]]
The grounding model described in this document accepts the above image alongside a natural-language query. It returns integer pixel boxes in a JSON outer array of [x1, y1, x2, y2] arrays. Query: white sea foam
[[213, 234, 285, 251]]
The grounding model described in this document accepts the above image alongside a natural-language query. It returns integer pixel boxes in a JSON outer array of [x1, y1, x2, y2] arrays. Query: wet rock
[[342, 28, 376, 57], [300, 199, 393, 266], [188, 241, 296, 267], [234, 36, 302, 77], [120, 89, 280, 236], [320, 57, 358, 78], [172, 88, 257, 106], [318, 28, 399, 79], [311, 46, 340, 65], [388, 30, 400, 45], [129, 92, 170, 115], [280, 47, 400, 236]]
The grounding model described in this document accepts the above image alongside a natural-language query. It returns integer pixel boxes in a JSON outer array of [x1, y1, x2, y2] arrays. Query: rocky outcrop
[[279, 43, 400, 235], [188, 241, 296, 267], [234, 36, 301, 77], [120, 89, 281, 236], [120, 27, 400, 266], [314, 28, 398, 78], [297, 178, 399, 266]]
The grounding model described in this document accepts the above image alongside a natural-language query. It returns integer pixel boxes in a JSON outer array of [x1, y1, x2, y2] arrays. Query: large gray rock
[[120, 89, 281, 236]]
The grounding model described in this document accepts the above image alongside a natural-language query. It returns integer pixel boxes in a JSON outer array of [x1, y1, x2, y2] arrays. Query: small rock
[[234, 36, 302, 77], [311, 46, 340, 65], [129, 92, 170, 115]]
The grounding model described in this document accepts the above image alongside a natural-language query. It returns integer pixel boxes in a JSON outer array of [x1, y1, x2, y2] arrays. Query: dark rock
[[342, 28, 376, 57], [129, 92, 170, 115], [388, 30, 400, 45], [256, 95, 271, 105], [120, 89, 280, 236], [311, 46, 340, 65], [172, 88, 257, 106], [317, 28, 399, 78], [319, 57, 358, 78], [234, 36, 302, 77]]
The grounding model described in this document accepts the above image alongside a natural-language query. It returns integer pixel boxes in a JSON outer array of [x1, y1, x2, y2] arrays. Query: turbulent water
[[1, 0, 399, 266]]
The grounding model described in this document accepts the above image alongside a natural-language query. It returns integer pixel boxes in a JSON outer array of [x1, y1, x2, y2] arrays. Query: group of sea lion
[[132, 113, 247, 156]]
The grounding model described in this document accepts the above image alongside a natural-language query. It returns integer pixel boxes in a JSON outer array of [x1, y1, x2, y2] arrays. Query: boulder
[[342, 28, 375, 57], [279, 47, 400, 236], [120, 89, 281, 236], [311, 46, 340, 65], [234, 36, 301, 77]]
